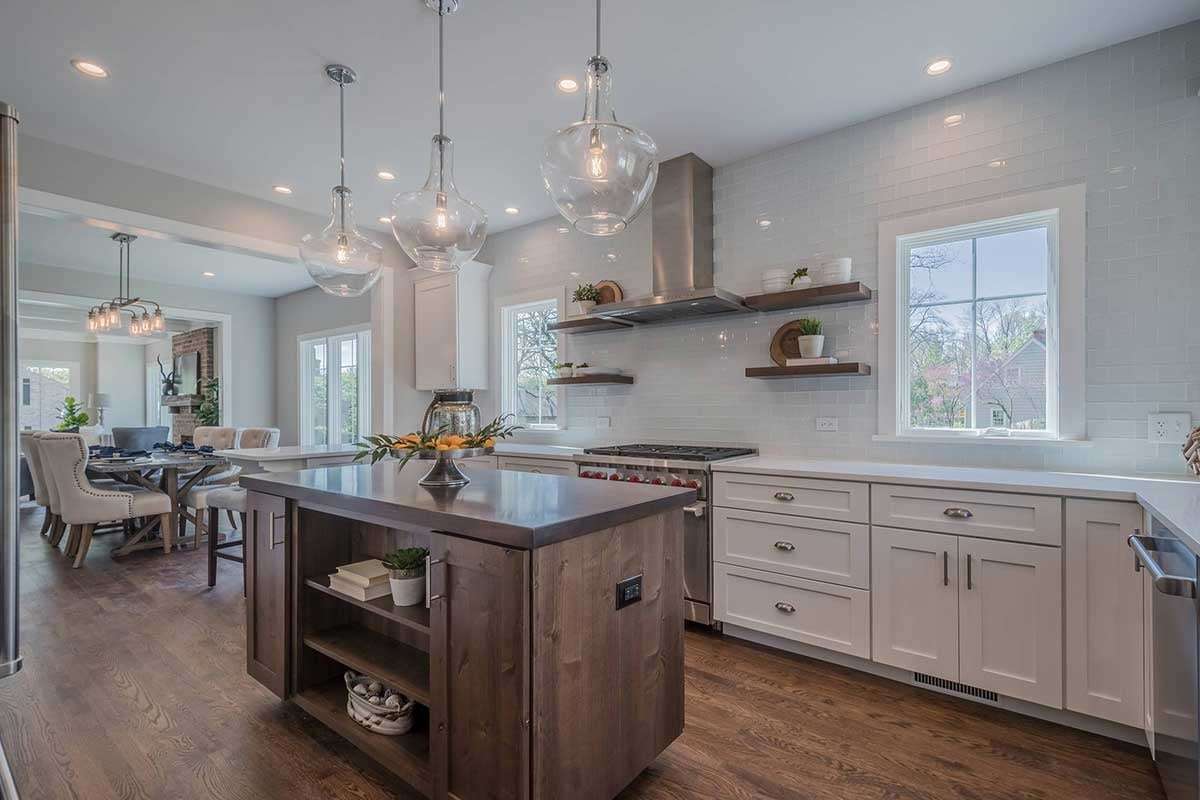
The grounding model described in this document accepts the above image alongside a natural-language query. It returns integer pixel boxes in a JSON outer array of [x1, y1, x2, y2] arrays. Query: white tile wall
[[479, 21, 1200, 477]]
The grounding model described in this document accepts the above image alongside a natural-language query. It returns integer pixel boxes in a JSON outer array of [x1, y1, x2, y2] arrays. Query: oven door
[[682, 501, 711, 624], [1131, 527, 1199, 800]]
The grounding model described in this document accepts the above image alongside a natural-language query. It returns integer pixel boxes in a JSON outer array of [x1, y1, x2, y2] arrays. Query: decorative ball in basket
[[345, 671, 415, 736], [355, 413, 522, 488]]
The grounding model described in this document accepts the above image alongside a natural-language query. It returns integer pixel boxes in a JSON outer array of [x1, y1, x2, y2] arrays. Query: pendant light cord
[[338, 77, 347, 232], [595, 0, 601, 57], [437, 0, 446, 195]]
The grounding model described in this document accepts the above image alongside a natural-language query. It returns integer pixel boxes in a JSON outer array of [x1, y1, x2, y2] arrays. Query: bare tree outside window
[[506, 300, 560, 428]]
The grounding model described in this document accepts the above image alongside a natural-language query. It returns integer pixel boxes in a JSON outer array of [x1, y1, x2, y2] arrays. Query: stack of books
[[784, 357, 839, 367], [328, 558, 391, 601]]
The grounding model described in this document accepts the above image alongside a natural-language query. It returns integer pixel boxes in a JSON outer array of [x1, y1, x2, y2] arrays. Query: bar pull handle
[[773, 491, 794, 502], [773, 541, 796, 552], [428, 594, 445, 603], [682, 502, 705, 518], [774, 602, 796, 614], [1129, 533, 1197, 598], [943, 551, 949, 586], [966, 554, 973, 590], [268, 512, 284, 550], [943, 507, 973, 520]]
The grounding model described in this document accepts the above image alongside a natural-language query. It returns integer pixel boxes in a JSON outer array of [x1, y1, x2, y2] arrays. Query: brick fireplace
[[166, 327, 216, 443]]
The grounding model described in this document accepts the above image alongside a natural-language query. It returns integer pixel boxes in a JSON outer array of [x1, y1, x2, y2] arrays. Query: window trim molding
[[297, 324, 372, 447], [877, 184, 1086, 443], [494, 286, 569, 433]]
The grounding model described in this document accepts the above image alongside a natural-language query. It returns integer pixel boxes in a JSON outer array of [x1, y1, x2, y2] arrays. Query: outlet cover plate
[[816, 417, 839, 432], [1149, 413, 1192, 444]]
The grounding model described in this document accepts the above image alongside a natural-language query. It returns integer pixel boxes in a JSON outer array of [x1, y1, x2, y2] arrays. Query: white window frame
[[298, 325, 372, 447], [496, 287, 568, 432], [877, 184, 1086, 444]]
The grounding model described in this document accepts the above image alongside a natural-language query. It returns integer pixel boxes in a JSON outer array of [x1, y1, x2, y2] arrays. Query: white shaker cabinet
[[1064, 499, 1145, 727], [412, 261, 491, 390], [958, 536, 1062, 708], [871, 526, 959, 680]]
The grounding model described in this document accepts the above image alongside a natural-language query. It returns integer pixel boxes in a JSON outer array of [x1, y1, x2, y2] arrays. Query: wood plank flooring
[[0, 506, 1165, 800]]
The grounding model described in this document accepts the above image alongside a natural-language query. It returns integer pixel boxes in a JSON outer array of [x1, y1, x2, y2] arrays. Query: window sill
[[873, 434, 1092, 448]]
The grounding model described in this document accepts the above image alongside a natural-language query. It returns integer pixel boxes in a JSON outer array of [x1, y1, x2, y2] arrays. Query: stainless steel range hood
[[591, 153, 748, 324]]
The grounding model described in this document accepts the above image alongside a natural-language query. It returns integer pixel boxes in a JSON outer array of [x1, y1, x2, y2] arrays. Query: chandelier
[[86, 233, 165, 336]]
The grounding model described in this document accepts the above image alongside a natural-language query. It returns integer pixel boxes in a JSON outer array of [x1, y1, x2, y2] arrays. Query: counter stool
[[204, 485, 247, 591]]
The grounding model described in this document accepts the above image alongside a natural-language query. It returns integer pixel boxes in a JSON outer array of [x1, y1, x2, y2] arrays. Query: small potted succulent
[[795, 318, 825, 358], [554, 362, 574, 379], [572, 283, 602, 315], [383, 546, 430, 607], [790, 266, 812, 288]]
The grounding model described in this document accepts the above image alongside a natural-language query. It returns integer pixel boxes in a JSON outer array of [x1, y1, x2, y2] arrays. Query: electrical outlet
[[1148, 413, 1192, 444], [816, 417, 839, 432], [595, 416, 611, 430]]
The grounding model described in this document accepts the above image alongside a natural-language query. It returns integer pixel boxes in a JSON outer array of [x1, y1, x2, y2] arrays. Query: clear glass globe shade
[[540, 57, 658, 237], [391, 135, 488, 273], [299, 187, 385, 297]]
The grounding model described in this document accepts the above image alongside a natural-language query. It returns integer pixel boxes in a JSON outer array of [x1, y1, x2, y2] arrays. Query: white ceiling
[[20, 212, 315, 296], [2, 0, 1196, 237]]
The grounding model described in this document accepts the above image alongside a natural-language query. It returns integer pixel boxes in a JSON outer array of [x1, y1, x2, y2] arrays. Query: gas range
[[573, 443, 757, 627]]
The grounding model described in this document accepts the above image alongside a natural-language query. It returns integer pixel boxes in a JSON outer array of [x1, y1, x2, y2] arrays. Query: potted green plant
[[53, 396, 90, 432], [196, 377, 220, 426], [572, 283, 602, 315], [795, 318, 824, 358], [383, 546, 430, 607], [789, 266, 812, 288], [554, 361, 574, 379]]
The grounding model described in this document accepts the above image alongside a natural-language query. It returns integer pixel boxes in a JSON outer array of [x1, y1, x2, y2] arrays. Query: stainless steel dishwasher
[[1131, 519, 1199, 800]]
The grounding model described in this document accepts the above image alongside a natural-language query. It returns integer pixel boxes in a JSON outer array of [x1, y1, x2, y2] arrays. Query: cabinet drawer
[[714, 473, 869, 523], [871, 484, 1062, 546], [496, 456, 574, 475], [714, 563, 870, 658], [713, 507, 869, 589]]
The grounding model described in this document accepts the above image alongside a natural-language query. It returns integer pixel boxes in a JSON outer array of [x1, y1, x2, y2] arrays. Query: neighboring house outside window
[[19, 361, 79, 430], [500, 296, 563, 430]]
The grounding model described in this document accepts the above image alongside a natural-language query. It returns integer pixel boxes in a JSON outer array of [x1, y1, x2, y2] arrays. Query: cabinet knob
[[773, 541, 796, 552], [773, 491, 795, 502], [774, 601, 796, 614], [943, 507, 973, 519]]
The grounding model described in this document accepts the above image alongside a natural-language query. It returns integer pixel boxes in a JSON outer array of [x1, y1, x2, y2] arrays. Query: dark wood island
[[239, 463, 695, 800]]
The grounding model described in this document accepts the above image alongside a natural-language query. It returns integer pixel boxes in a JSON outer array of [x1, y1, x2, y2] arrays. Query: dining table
[[87, 452, 231, 556]]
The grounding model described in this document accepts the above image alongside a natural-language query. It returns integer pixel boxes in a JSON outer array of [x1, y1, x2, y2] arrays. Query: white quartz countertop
[[492, 443, 585, 461], [216, 444, 360, 461], [714, 456, 1200, 552]]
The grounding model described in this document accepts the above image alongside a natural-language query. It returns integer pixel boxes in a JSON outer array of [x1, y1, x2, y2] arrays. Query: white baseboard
[[722, 623, 1147, 747]]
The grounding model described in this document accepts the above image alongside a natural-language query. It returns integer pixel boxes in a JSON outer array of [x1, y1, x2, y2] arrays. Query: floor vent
[[913, 672, 999, 703]]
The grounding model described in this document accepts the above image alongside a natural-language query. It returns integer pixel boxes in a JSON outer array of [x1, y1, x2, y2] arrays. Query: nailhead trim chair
[[39, 433, 173, 568], [21, 433, 53, 538]]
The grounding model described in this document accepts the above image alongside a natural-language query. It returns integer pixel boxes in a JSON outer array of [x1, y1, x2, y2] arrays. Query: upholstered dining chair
[[39, 433, 173, 568], [181, 426, 276, 542], [112, 426, 170, 452], [235, 427, 280, 449], [21, 433, 53, 538]]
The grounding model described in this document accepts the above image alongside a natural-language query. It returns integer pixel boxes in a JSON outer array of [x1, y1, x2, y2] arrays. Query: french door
[[298, 328, 371, 446]]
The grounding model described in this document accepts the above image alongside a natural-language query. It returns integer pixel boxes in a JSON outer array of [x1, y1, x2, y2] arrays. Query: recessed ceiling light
[[925, 58, 953, 76], [504, 206, 520, 215], [757, 218, 772, 229], [556, 78, 579, 93], [272, 185, 293, 195], [378, 216, 392, 224], [202, 271, 216, 278], [605, 253, 618, 262], [376, 170, 395, 181], [519, 256, 530, 263], [943, 113, 965, 127], [988, 159, 1007, 168], [556, 226, 570, 234], [569, 271, 581, 278], [71, 59, 109, 78]]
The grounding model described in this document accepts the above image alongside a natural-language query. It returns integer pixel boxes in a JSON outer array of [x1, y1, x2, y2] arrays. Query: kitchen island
[[239, 462, 694, 800]]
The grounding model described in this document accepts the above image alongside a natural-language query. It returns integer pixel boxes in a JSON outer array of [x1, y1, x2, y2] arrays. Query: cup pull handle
[[773, 491, 794, 502], [774, 602, 796, 614], [944, 507, 973, 519], [773, 541, 796, 552]]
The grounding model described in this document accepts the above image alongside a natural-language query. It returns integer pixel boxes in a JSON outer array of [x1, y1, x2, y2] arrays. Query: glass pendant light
[[391, 0, 487, 273], [540, 0, 658, 236], [299, 64, 384, 297]]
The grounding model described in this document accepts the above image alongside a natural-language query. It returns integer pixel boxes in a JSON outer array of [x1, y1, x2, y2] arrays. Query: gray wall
[[95, 341, 146, 428], [480, 20, 1200, 476], [273, 286, 373, 445]]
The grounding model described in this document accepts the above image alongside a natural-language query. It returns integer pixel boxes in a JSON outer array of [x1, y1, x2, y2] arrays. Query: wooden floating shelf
[[293, 679, 431, 796], [547, 374, 634, 386], [746, 363, 872, 379], [305, 575, 431, 636], [546, 316, 635, 334], [303, 625, 431, 706], [742, 281, 873, 312]]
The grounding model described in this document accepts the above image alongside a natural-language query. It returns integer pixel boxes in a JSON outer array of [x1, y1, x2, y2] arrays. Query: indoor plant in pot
[[572, 283, 601, 315], [795, 318, 825, 358], [383, 546, 429, 607], [789, 266, 812, 288], [554, 362, 574, 379]]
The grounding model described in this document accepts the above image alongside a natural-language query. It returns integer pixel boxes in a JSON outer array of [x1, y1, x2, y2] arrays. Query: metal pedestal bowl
[[415, 446, 493, 488]]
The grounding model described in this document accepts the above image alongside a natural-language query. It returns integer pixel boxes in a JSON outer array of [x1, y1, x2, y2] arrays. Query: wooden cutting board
[[769, 320, 808, 366], [595, 280, 623, 305]]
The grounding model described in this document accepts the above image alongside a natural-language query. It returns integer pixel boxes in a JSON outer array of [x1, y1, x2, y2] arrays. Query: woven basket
[[344, 671, 416, 736]]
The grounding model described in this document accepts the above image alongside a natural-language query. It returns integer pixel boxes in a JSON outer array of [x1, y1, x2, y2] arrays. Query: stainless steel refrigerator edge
[[0, 100, 22, 800]]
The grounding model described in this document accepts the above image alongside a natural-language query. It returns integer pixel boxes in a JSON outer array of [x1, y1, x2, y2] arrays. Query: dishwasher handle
[[1129, 533, 1197, 598]]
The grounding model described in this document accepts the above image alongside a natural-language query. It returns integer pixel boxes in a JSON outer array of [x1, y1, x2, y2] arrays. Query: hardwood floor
[[0, 506, 1164, 800]]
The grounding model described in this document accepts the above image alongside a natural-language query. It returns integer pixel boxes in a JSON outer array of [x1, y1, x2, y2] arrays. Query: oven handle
[[1129, 533, 1197, 598], [682, 502, 705, 519]]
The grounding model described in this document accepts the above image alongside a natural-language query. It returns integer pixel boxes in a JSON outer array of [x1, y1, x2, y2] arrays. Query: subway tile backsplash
[[479, 20, 1200, 477]]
